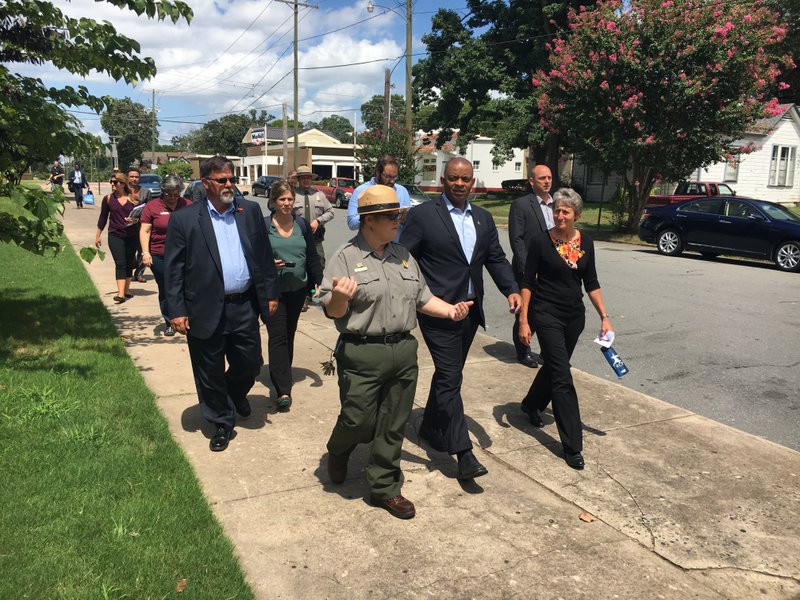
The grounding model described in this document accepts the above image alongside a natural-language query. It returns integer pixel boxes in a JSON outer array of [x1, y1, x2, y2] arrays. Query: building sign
[[251, 129, 265, 145]]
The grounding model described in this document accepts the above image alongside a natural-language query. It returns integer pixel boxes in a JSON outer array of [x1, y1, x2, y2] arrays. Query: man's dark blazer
[[165, 197, 280, 339], [508, 192, 550, 282], [400, 195, 518, 328]]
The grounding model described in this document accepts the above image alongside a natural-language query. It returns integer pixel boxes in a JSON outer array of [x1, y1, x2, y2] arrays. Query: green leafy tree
[[0, 0, 192, 257], [766, 0, 800, 103], [356, 123, 418, 184], [360, 94, 406, 132], [157, 160, 193, 181], [534, 0, 790, 230], [174, 111, 275, 156], [316, 115, 354, 143], [413, 1, 584, 167], [270, 118, 302, 130], [101, 97, 158, 169]]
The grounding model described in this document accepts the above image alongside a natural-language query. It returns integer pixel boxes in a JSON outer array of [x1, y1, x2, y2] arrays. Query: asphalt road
[[321, 206, 800, 451]]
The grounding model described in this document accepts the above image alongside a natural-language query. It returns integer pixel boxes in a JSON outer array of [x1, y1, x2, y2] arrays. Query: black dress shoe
[[517, 353, 539, 368], [520, 403, 544, 427], [371, 494, 416, 519], [457, 451, 488, 480], [210, 426, 232, 452], [233, 397, 251, 418], [565, 451, 585, 470], [327, 452, 349, 484]]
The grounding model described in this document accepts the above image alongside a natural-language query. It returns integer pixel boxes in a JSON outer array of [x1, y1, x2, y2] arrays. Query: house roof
[[747, 103, 799, 135]]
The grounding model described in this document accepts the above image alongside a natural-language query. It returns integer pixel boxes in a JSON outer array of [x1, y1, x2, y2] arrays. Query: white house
[[687, 104, 800, 203], [415, 132, 528, 192], [570, 104, 800, 205]]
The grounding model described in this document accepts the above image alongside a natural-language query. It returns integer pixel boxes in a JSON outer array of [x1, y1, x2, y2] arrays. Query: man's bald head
[[441, 157, 474, 208], [530, 164, 552, 197]]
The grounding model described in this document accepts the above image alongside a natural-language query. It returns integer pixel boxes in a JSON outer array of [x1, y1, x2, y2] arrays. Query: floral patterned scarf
[[550, 231, 585, 269]]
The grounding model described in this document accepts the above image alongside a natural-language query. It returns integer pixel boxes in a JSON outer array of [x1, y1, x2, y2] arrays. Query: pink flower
[[779, 81, 791, 90], [600, 80, 609, 90], [644, 136, 655, 145]]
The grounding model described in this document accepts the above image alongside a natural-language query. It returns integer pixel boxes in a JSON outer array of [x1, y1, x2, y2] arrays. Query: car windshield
[[140, 175, 161, 184], [755, 202, 800, 222], [338, 179, 356, 188]]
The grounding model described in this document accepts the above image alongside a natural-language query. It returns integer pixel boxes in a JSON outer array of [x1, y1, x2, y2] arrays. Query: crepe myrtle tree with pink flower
[[533, 0, 793, 231]]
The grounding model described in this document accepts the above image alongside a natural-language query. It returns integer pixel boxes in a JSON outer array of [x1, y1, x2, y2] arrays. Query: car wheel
[[775, 241, 800, 272], [336, 194, 345, 209], [700, 252, 718, 259], [656, 228, 683, 256]]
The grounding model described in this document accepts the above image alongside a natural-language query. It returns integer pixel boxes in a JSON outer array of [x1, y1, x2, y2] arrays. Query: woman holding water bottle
[[517, 187, 613, 470]]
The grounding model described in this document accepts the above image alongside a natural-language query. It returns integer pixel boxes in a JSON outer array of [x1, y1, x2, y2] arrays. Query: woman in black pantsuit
[[518, 188, 614, 470]]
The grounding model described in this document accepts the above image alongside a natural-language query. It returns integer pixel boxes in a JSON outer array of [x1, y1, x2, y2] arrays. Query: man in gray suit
[[508, 164, 554, 368]]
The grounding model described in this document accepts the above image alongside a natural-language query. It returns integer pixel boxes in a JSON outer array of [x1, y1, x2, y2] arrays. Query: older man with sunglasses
[[165, 156, 280, 452]]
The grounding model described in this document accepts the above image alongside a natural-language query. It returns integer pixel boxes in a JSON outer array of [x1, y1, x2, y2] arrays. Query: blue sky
[[21, 0, 471, 144]]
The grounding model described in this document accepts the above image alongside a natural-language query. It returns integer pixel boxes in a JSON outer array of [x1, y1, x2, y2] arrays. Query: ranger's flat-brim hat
[[296, 165, 314, 176], [358, 184, 402, 215]]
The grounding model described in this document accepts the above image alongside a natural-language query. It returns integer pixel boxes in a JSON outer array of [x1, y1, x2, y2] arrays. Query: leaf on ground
[[579, 511, 597, 523], [176, 577, 187, 592]]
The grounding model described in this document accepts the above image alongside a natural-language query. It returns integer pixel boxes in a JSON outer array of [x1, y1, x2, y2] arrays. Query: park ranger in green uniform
[[319, 185, 473, 520]]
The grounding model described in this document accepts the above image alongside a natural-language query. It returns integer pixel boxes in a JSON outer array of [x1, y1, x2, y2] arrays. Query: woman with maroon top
[[95, 172, 140, 303], [139, 175, 192, 336]]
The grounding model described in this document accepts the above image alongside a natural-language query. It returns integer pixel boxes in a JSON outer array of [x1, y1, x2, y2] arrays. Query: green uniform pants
[[327, 336, 419, 500], [315, 239, 325, 270]]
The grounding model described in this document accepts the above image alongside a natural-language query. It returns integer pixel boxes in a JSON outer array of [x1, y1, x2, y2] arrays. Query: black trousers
[[511, 277, 531, 358], [266, 287, 307, 397], [73, 187, 84, 207], [522, 309, 585, 453], [418, 303, 481, 455], [186, 296, 263, 429], [149, 253, 169, 322], [107, 234, 137, 280]]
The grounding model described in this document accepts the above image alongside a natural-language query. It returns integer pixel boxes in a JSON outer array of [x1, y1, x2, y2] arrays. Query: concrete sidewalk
[[63, 202, 800, 599]]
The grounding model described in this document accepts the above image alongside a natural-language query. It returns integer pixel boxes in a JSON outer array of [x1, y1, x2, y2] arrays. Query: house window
[[514, 162, 522, 172], [472, 160, 480, 172], [587, 165, 605, 185], [492, 162, 499, 172], [422, 158, 437, 180], [769, 145, 796, 187], [723, 156, 739, 183]]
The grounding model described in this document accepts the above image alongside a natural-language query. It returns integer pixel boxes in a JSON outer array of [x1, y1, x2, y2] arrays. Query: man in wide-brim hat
[[318, 185, 473, 520], [292, 164, 334, 267]]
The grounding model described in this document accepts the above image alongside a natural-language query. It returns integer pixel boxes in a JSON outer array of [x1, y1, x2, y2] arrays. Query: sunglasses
[[206, 177, 238, 184], [381, 211, 402, 222]]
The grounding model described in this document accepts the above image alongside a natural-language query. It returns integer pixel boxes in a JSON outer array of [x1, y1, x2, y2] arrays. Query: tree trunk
[[624, 163, 656, 231]]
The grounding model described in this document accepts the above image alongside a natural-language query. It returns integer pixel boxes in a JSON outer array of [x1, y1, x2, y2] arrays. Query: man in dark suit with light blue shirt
[[165, 156, 280, 452], [400, 157, 522, 480]]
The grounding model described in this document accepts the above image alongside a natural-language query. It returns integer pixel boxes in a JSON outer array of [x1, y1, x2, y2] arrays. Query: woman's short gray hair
[[162, 174, 183, 193], [553, 187, 583, 214]]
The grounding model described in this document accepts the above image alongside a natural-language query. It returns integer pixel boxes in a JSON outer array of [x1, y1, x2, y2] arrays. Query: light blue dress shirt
[[207, 201, 252, 294], [347, 178, 412, 230], [442, 194, 477, 299]]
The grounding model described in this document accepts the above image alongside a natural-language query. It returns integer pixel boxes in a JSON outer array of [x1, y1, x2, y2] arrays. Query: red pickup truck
[[315, 177, 357, 209], [646, 181, 737, 207]]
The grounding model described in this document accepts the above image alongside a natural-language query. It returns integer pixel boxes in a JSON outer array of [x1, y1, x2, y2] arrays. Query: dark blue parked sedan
[[638, 196, 800, 272]]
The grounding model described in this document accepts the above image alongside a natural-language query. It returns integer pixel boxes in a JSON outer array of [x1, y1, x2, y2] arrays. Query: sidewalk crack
[[596, 462, 656, 551], [685, 565, 800, 585]]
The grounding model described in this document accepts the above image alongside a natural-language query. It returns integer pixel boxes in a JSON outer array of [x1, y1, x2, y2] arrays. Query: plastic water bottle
[[601, 346, 629, 378]]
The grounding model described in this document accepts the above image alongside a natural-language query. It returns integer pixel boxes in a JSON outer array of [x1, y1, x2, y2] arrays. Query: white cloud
[[15, 0, 434, 141]]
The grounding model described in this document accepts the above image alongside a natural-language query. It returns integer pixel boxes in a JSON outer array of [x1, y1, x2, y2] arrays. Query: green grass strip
[[0, 241, 254, 599]]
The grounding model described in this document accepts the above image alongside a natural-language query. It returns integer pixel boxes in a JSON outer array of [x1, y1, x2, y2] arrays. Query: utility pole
[[151, 89, 156, 167], [353, 111, 358, 181], [383, 67, 391, 141], [276, 0, 318, 168], [404, 0, 413, 154], [282, 103, 289, 178]]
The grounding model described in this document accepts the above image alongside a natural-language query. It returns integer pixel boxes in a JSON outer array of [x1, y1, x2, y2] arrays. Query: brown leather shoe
[[327, 452, 349, 484], [370, 494, 416, 519]]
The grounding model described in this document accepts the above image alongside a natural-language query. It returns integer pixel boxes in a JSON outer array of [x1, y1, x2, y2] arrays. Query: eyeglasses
[[206, 177, 238, 184], [380, 174, 398, 182], [381, 211, 402, 222]]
